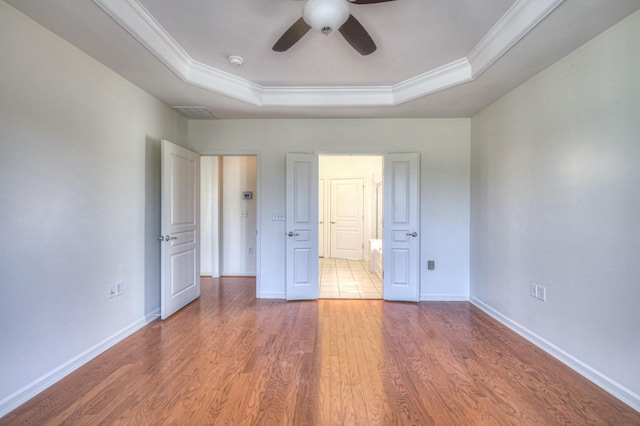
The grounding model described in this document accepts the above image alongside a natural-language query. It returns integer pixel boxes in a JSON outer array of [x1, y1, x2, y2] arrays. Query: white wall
[[188, 118, 471, 300], [0, 3, 188, 416], [470, 11, 640, 410], [221, 156, 257, 276], [200, 156, 221, 276]]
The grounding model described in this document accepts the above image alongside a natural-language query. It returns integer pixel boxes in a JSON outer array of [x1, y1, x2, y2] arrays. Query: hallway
[[319, 257, 382, 299]]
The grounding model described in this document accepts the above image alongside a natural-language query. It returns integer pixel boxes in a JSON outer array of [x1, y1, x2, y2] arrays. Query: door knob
[[406, 232, 418, 237], [166, 235, 177, 241], [288, 231, 299, 237]]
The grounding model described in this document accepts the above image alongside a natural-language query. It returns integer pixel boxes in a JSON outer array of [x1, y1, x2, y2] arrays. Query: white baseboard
[[0, 309, 159, 419], [420, 293, 469, 301], [221, 273, 256, 277], [470, 296, 640, 413], [257, 291, 286, 299], [257, 292, 471, 301]]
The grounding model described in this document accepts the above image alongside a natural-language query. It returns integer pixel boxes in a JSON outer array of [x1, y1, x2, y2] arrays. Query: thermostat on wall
[[242, 191, 253, 200]]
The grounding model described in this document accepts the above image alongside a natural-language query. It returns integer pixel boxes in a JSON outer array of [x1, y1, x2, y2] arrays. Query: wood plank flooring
[[2, 277, 639, 425]]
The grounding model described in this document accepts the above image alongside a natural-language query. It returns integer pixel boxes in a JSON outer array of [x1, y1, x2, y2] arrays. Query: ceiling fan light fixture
[[303, 0, 350, 36]]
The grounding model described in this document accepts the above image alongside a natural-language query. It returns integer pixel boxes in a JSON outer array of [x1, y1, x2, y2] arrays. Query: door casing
[[289, 152, 420, 301]]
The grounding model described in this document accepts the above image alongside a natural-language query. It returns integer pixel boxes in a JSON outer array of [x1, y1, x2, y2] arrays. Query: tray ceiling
[[6, 0, 640, 118]]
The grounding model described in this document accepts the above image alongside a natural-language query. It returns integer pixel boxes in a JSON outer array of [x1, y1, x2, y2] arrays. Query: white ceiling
[[6, 0, 640, 119]]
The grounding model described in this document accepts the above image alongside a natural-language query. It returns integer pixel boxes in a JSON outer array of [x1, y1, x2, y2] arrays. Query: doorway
[[318, 155, 383, 299], [285, 152, 419, 301], [200, 156, 258, 278]]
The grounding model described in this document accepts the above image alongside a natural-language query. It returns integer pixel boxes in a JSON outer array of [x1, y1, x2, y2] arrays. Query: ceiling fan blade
[[273, 17, 311, 52], [339, 14, 376, 55], [349, 0, 396, 4]]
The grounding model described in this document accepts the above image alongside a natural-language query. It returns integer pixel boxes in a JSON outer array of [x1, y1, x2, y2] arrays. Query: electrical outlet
[[108, 285, 116, 299], [427, 260, 435, 270], [537, 285, 547, 302], [530, 283, 538, 297], [115, 281, 123, 296]]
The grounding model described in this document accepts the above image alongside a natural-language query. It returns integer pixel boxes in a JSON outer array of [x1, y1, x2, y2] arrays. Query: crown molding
[[188, 61, 263, 106], [262, 85, 394, 107], [393, 58, 473, 105], [93, 0, 564, 108], [94, 0, 263, 105], [94, 0, 190, 75], [468, 0, 564, 76]]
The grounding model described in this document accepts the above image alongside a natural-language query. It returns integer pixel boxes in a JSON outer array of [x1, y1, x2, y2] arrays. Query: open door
[[285, 153, 319, 300], [383, 153, 420, 301], [160, 140, 200, 319]]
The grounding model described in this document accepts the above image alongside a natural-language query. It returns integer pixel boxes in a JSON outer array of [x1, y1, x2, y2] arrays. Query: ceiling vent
[[172, 106, 218, 119]]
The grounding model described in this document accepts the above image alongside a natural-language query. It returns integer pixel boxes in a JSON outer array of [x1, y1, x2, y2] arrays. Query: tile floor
[[319, 257, 382, 299]]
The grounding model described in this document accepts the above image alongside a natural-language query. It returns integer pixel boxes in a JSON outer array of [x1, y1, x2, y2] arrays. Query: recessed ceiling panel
[[138, 0, 515, 86]]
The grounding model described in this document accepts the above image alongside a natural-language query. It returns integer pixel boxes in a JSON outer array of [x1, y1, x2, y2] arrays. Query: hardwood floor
[[3, 277, 638, 425]]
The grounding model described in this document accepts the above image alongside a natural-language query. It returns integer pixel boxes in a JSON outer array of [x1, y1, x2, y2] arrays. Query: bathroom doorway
[[318, 155, 383, 299]]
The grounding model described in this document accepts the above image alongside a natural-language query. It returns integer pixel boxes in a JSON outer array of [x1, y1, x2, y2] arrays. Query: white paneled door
[[383, 153, 420, 301], [330, 178, 364, 260], [160, 140, 200, 319], [285, 153, 319, 300]]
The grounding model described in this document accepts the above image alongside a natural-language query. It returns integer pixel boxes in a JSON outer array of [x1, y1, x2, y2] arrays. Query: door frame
[[319, 153, 384, 263], [197, 150, 263, 297], [317, 151, 420, 300]]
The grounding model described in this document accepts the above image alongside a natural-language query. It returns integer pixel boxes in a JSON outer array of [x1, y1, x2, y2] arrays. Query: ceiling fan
[[273, 0, 396, 56]]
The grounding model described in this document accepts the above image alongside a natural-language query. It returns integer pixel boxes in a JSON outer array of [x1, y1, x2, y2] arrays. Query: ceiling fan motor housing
[[303, 0, 350, 35]]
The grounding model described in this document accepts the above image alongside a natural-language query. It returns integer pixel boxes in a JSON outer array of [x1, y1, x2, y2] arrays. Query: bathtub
[[368, 239, 383, 279]]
